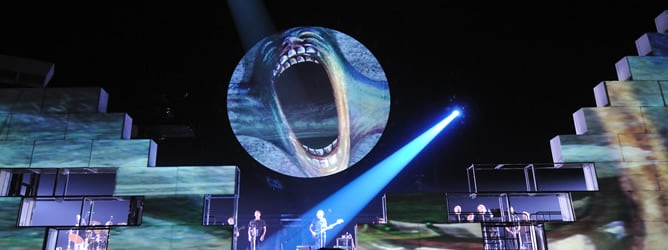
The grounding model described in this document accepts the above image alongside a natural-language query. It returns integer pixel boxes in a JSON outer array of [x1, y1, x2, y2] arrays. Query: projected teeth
[[327, 154, 338, 166], [272, 45, 321, 78], [311, 158, 330, 169], [301, 138, 338, 157], [287, 48, 297, 57]]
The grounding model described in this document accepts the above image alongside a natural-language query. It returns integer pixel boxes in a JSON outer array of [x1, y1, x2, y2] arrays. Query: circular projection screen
[[227, 26, 390, 178]]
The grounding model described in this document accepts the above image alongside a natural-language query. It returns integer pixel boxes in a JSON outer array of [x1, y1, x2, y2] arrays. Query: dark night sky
[[2, 2, 667, 216]]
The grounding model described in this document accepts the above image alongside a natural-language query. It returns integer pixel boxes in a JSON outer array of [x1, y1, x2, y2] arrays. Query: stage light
[[270, 108, 462, 247], [227, 0, 275, 50]]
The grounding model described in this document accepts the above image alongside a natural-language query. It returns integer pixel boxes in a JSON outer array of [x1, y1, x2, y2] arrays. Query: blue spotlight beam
[[227, 0, 276, 50], [319, 109, 462, 217], [273, 109, 462, 248]]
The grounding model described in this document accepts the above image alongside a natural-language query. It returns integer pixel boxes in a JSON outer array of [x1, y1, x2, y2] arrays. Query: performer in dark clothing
[[309, 209, 343, 249], [248, 210, 267, 250], [309, 209, 328, 249]]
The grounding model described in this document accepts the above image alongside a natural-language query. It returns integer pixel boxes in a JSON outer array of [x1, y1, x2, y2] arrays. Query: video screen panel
[[227, 26, 391, 178]]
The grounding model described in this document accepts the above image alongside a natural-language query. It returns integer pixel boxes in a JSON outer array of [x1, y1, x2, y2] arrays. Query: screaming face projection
[[227, 26, 390, 178]]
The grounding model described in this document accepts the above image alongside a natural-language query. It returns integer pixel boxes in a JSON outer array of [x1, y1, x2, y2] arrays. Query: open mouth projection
[[227, 26, 390, 178], [269, 29, 350, 177], [273, 44, 339, 158]]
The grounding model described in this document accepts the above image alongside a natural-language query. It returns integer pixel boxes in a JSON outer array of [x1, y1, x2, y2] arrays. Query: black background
[[2, 2, 667, 218]]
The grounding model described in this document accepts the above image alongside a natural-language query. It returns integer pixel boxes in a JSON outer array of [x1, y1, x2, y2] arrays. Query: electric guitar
[[312, 218, 344, 237]]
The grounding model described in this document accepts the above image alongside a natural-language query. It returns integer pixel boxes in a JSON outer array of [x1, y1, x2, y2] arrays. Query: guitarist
[[309, 209, 343, 249]]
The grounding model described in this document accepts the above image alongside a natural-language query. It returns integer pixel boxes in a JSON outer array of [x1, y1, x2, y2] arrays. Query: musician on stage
[[309, 209, 343, 249], [309, 209, 329, 249], [248, 210, 267, 250]]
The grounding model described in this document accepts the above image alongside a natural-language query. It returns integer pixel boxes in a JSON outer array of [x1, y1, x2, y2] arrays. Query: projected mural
[[227, 26, 391, 178]]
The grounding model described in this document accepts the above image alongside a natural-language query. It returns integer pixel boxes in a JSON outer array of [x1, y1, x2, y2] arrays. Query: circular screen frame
[[227, 26, 390, 178]]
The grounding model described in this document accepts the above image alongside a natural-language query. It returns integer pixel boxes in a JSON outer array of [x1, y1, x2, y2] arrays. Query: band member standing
[[248, 210, 267, 250], [227, 216, 240, 250], [309, 209, 328, 249], [309, 209, 344, 249], [451, 205, 463, 222]]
